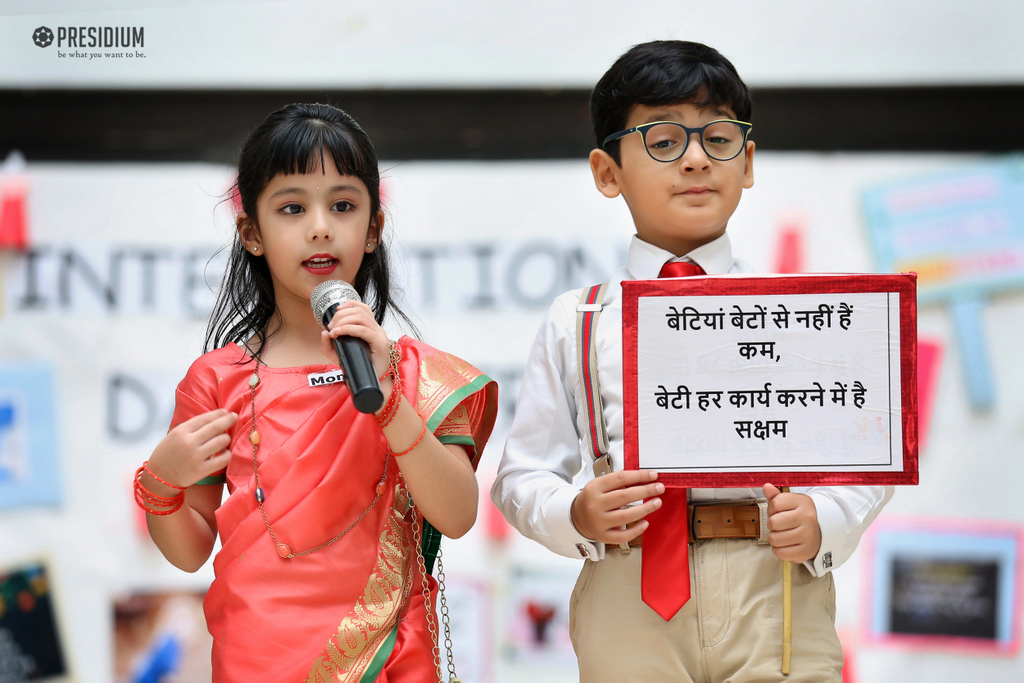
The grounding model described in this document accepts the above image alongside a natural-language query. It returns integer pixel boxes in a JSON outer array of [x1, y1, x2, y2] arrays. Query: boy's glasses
[[602, 119, 753, 162]]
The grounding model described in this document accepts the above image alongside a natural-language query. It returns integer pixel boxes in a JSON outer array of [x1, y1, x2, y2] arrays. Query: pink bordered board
[[861, 517, 1023, 656], [622, 273, 918, 487]]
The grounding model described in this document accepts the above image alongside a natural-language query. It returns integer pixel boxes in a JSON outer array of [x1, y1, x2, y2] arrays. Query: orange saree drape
[[170, 337, 497, 682]]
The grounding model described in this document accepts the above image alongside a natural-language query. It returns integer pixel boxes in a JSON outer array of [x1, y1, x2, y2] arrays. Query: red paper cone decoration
[[228, 175, 243, 214], [774, 220, 806, 274], [484, 495, 512, 542], [917, 337, 944, 452], [0, 151, 29, 251]]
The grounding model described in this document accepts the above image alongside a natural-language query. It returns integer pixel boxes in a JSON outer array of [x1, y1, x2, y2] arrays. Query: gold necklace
[[248, 356, 389, 559]]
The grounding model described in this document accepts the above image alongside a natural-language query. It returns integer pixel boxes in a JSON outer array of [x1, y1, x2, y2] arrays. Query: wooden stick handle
[[781, 485, 792, 676]]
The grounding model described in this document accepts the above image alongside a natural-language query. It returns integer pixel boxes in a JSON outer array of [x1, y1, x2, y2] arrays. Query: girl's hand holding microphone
[[319, 299, 391, 379], [142, 410, 238, 498]]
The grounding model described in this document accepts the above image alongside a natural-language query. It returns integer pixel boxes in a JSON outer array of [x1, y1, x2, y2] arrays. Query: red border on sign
[[621, 273, 918, 487]]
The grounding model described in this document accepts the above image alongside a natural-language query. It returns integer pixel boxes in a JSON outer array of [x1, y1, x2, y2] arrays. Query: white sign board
[[623, 274, 918, 487]]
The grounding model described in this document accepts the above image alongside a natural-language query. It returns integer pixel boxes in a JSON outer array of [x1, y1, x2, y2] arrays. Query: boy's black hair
[[591, 40, 752, 164], [206, 102, 412, 354]]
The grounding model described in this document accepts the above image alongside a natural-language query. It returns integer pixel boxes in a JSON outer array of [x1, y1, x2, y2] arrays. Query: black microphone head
[[310, 280, 361, 325]]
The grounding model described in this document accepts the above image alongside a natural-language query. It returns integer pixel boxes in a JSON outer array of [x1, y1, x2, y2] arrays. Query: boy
[[491, 41, 893, 682]]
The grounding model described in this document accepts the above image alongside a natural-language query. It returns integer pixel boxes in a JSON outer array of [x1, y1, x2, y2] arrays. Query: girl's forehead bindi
[[262, 171, 367, 201], [265, 182, 365, 200]]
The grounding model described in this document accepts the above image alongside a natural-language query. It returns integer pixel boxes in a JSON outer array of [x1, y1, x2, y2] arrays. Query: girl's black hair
[[205, 102, 412, 353]]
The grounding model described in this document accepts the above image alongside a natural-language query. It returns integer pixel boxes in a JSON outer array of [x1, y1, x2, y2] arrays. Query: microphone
[[310, 280, 384, 414]]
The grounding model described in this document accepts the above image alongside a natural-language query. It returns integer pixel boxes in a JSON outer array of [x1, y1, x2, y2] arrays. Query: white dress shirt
[[491, 233, 894, 576]]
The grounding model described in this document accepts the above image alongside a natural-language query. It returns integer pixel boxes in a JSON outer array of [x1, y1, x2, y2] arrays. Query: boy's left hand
[[763, 484, 821, 564]]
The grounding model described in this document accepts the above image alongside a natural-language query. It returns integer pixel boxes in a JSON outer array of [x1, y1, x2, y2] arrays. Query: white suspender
[[576, 283, 631, 553], [576, 283, 611, 477]]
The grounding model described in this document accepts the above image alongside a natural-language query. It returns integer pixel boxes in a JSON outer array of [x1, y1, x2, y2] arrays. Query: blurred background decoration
[[1, 1, 1023, 681]]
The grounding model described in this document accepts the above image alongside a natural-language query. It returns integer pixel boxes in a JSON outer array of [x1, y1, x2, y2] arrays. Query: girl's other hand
[[146, 409, 237, 493], [320, 301, 390, 378]]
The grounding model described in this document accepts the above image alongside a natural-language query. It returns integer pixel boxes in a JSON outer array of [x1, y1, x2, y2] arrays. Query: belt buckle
[[688, 499, 768, 543]]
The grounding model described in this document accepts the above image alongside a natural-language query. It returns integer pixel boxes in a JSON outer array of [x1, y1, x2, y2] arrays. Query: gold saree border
[[306, 485, 414, 682], [415, 351, 482, 430]]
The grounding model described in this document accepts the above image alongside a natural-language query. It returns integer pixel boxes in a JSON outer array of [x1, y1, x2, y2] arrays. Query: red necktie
[[641, 259, 706, 620]]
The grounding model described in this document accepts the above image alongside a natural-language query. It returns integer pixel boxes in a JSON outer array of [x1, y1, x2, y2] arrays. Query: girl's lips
[[681, 186, 712, 194], [302, 256, 338, 274]]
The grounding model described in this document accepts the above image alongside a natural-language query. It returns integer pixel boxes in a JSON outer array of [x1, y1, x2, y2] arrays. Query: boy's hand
[[763, 484, 821, 563], [145, 409, 237, 494], [571, 470, 664, 545]]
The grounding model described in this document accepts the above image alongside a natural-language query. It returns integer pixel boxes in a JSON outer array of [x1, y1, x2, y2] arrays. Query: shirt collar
[[626, 232, 735, 279]]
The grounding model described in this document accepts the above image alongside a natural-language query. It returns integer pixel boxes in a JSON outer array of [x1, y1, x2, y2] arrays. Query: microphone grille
[[310, 280, 361, 323]]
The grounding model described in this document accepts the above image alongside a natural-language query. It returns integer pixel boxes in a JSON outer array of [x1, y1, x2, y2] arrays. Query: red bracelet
[[378, 387, 401, 429], [135, 488, 184, 515], [133, 465, 185, 515], [389, 416, 427, 457], [143, 461, 186, 491], [374, 372, 402, 428], [134, 485, 182, 508]]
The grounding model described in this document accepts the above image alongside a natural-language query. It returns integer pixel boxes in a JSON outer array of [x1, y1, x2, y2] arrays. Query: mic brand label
[[307, 369, 345, 387]]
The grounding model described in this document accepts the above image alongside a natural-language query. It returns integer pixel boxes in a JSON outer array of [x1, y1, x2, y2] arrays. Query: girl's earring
[[252, 246, 259, 254]]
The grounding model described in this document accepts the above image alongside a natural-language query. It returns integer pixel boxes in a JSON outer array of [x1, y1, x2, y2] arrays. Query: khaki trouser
[[569, 540, 843, 683]]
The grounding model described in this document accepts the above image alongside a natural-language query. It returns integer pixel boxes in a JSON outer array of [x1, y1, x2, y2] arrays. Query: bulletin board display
[[0, 558, 71, 682], [862, 518, 1023, 656]]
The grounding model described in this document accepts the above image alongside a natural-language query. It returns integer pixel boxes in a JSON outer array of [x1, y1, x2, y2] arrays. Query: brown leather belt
[[621, 501, 764, 548]]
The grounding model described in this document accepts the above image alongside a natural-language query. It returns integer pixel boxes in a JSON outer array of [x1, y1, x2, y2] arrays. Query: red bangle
[[389, 417, 427, 457], [133, 465, 185, 515], [378, 388, 401, 429], [374, 372, 402, 428], [378, 404, 399, 429], [135, 488, 184, 515], [143, 461, 186, 491]]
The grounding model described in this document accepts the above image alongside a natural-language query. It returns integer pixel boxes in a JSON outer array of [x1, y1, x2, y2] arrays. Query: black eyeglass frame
[[602, 119, 753, 162]]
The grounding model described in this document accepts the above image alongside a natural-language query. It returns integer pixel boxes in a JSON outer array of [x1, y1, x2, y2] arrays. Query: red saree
[[169, 336, 498, 682]]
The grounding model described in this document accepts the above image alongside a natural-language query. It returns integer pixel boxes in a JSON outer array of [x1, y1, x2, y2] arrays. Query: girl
[[136, 103, 498, 682]]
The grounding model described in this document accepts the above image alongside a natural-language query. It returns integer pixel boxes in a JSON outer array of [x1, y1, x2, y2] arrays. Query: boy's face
[[590, 102, 754, 257]]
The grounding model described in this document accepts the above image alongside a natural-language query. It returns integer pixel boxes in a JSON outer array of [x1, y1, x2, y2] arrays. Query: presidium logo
[[31, 24, 145, 59], [32, 26, 54, 48]]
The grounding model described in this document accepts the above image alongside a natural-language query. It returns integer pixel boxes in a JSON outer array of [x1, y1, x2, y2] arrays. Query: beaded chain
[[383, 339, 460, 682], [248, 355, 389, 559], [410, 502, 460, 683]]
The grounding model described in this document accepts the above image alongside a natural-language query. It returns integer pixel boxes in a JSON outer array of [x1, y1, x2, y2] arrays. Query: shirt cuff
[[804, 493, 845, 577], [548, 485, 604, 561]]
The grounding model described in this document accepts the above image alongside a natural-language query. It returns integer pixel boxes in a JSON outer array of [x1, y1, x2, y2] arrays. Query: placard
[[622, 274, 918, 487], [0, 362, 63, 511], [0, 559, 71, 682], [439, 575, 493, 683], [862, 160, 1024, 410], [114, 590, 212, 683], [863, 519, 1023, 655], [503, 566, 577, 668]]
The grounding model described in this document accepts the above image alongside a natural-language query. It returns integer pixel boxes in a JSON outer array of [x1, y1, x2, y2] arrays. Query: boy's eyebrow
[[642, 107, 734, 124], [267, 184, 364, 199]]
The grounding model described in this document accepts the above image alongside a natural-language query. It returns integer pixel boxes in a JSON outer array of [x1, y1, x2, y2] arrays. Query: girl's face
[[239, 155, 381, 312]]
